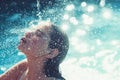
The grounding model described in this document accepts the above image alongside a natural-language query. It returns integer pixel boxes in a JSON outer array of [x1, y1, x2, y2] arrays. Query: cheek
[[31, 38, 48, 49]]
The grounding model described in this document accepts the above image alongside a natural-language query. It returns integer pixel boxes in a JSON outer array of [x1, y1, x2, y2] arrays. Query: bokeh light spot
[[65, 4, 75, 11], [81, 2, 87, 7]]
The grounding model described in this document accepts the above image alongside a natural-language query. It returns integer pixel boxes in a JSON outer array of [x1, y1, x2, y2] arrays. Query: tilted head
[[18, 21, 69, 79]]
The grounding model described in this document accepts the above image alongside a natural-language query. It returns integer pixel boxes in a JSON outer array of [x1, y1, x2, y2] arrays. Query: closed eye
[[36, 29, 44, 37], [35, 29, 49, 40]]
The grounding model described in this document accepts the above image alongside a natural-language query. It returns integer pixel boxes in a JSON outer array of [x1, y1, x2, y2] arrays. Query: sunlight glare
[[75, 29, 87, 36], [81, 2, 87, 7], [63, 14, 69, 20], [61, 24, 69, 31], [65, 4, 75, 11], [82, 14, 94, 25], [87, 5, 94, 12], [102, 9, 112, 19], [69, 17, 78, 25]]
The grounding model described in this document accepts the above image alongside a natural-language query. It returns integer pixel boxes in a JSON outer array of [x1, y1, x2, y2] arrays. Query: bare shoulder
[[0, 59, 28, 80], [9, 59, 28, 73], [17, 59, 28, 69]]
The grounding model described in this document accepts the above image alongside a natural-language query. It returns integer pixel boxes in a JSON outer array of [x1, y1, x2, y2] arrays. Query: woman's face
[[18, 25, 51, 57]]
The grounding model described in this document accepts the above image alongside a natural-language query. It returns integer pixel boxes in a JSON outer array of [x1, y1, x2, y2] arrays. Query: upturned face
[[18, 25, 51, 57]]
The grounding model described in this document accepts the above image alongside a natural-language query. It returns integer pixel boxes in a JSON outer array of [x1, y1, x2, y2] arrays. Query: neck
[[26, 55, 48, 80]]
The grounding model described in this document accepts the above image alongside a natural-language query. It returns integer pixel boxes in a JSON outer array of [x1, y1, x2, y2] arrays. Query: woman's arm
[[0, 59, 27, 80]]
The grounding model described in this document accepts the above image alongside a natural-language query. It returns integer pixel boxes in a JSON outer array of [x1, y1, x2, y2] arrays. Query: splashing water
[[0, 0, 120, 80]]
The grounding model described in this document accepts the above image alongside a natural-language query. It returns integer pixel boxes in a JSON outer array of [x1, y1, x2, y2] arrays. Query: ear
[[46, 49, 59, 59]]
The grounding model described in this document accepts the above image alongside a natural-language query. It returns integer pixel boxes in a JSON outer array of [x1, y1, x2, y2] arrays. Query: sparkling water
[[0, 0, 120, 80]]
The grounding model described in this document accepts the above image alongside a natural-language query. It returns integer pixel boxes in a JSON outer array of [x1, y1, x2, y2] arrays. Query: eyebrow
[[36, 29, 46, 35]]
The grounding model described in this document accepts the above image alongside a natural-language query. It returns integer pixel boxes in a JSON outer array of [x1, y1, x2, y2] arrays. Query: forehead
[[30, 24, 52, 34], [38, 25, 51, 32]]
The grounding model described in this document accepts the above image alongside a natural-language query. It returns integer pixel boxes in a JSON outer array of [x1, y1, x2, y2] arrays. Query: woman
[[0, 21, 69, 80]]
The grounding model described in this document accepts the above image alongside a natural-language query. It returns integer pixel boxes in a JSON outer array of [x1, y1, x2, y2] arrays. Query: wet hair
[[44, 24, 69, 80]]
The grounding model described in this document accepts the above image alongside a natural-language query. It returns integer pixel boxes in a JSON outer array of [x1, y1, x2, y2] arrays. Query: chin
[[18, 44, 32, 55], [18, 44, 26, 53]]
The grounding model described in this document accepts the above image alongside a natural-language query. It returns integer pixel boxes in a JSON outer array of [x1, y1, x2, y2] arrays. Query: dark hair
[[44, 24, 69, 80]]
